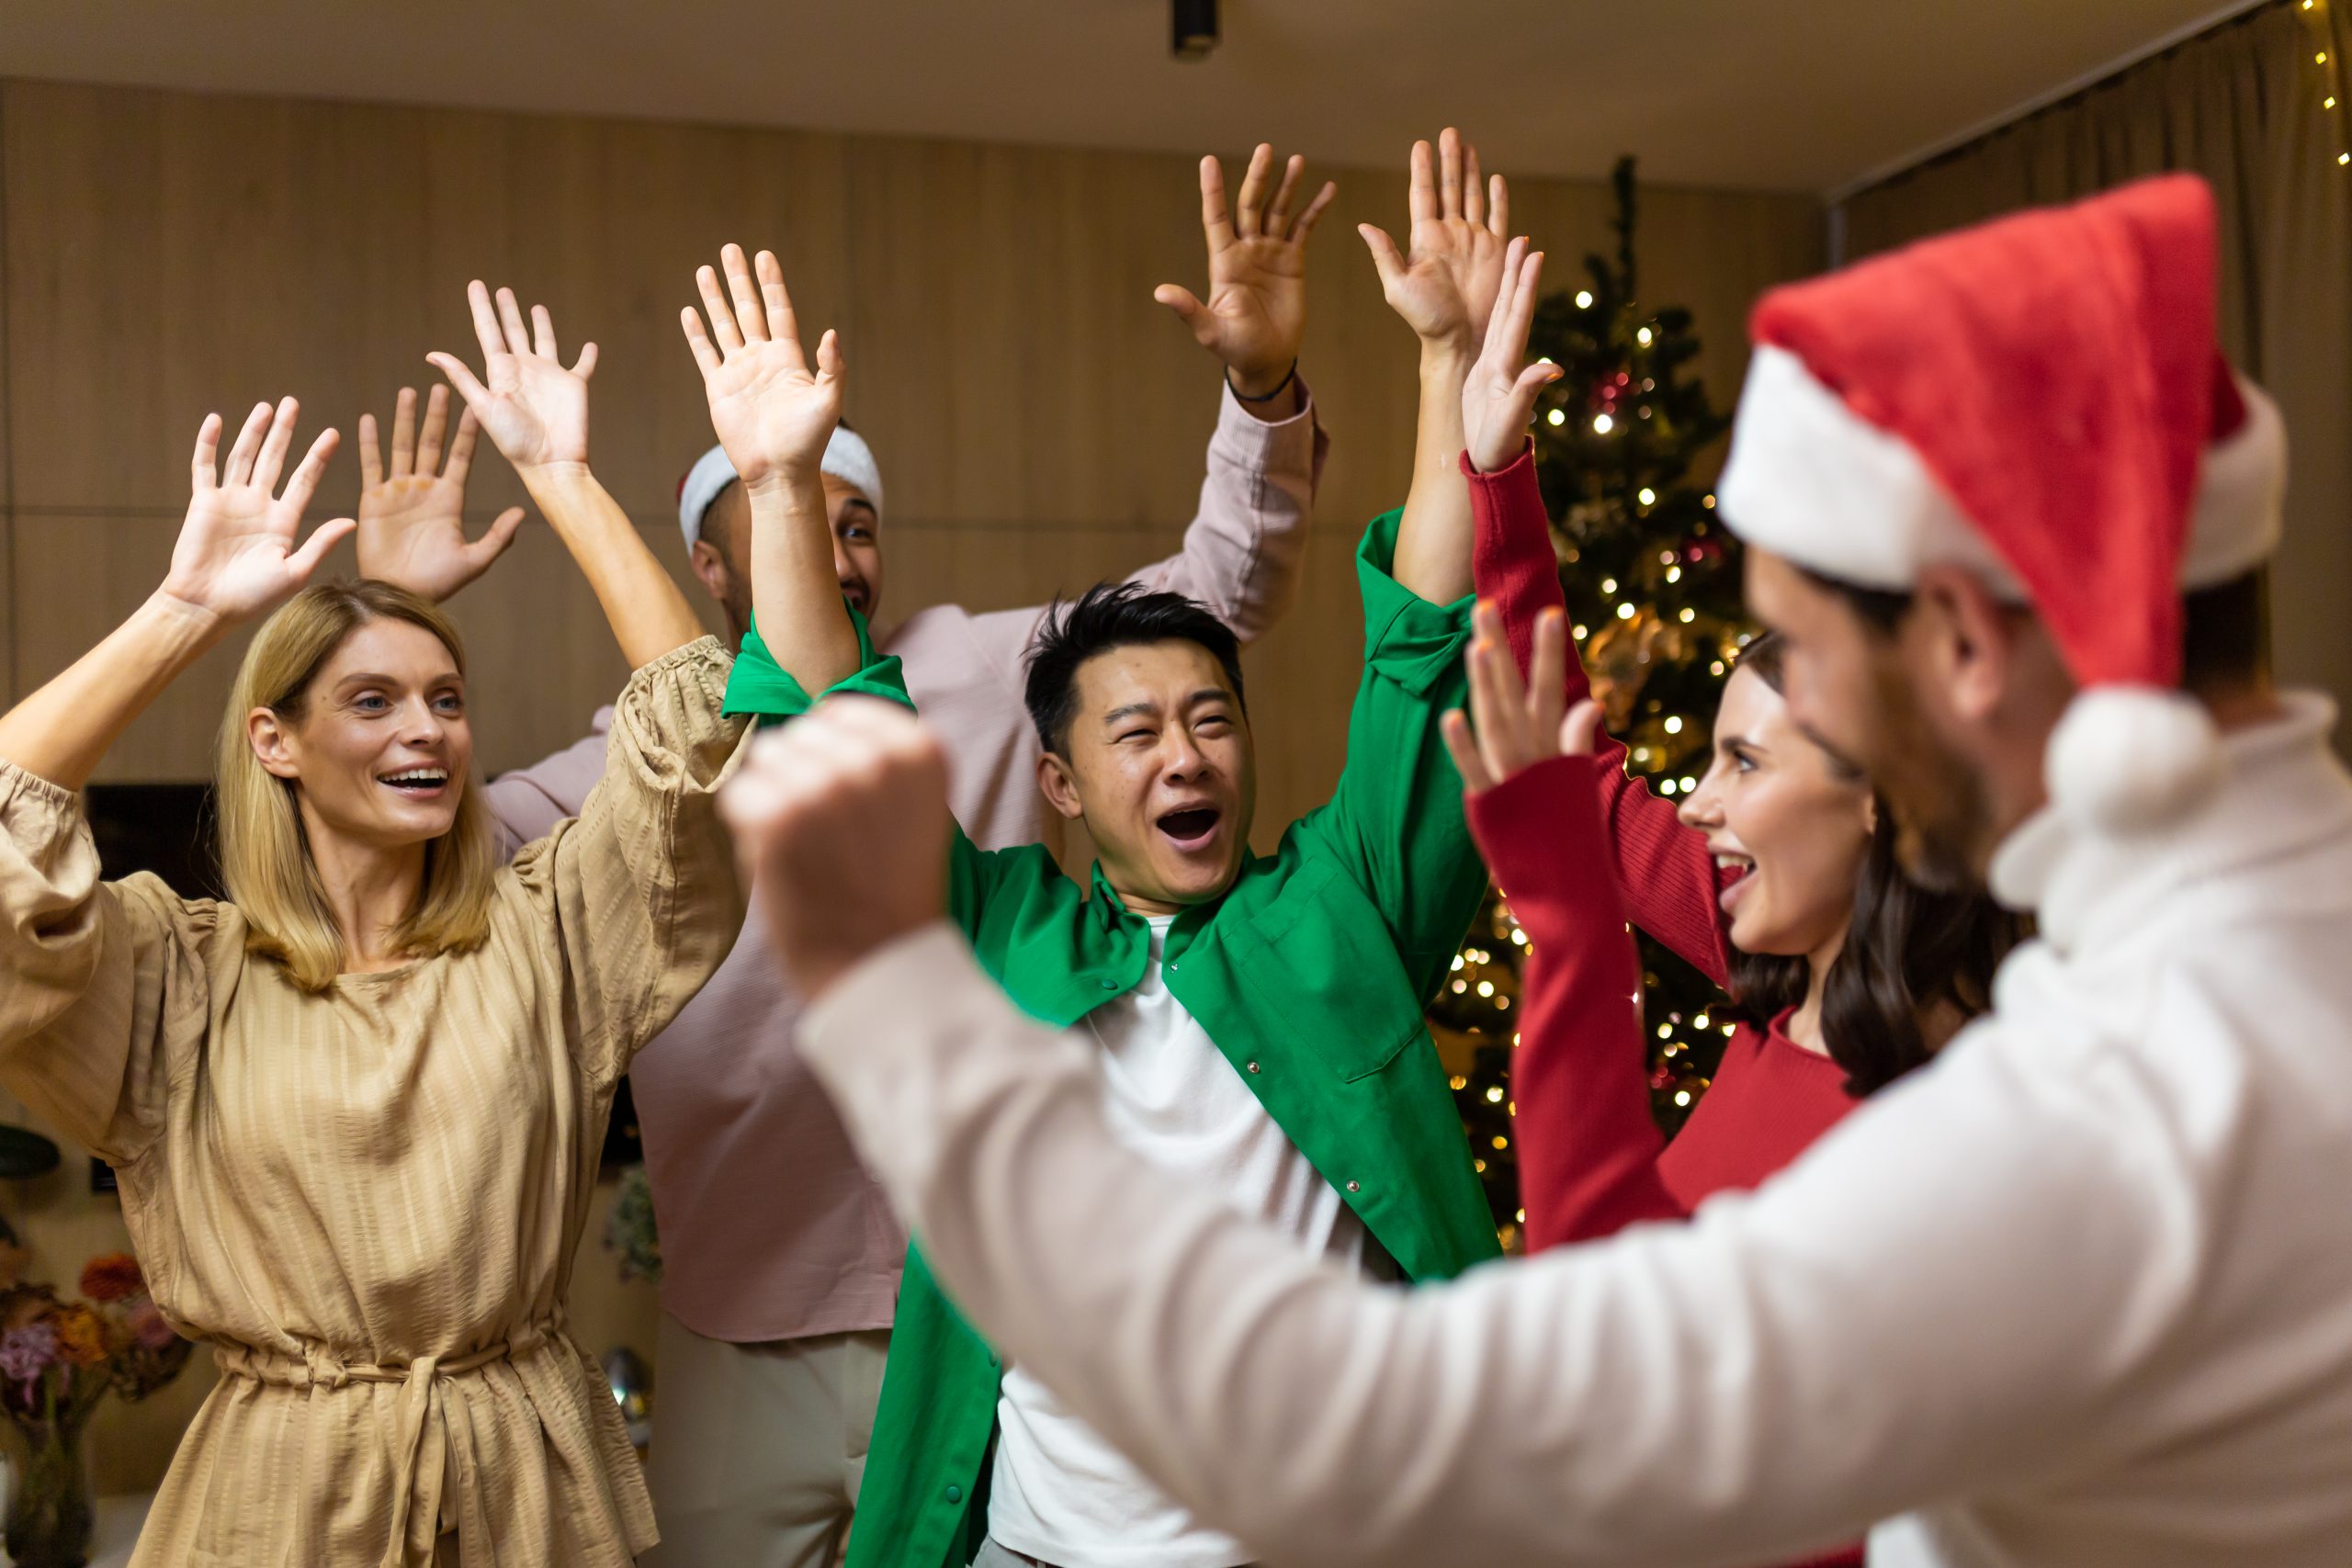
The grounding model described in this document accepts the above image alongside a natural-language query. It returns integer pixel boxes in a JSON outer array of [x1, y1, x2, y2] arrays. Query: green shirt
[[724, 509, 1501, 1568]]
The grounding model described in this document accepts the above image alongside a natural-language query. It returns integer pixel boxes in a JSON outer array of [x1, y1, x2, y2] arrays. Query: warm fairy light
[[1575, 289, 1595, 308], [1476, 980, 1495, 998], [1601, 577, 1618, 593], [1486, 1086, 1505, 1104], [1511, 928, 1528, 946], [1594, 413, 1615, 434], [1674, 1089, 1691, 1107], [1666, 566, 1681, 582], [1637, 487, 1657, 505], [1679, 607, 1696, 623], [1679, 775, 1697, 791], [1497, 996, 1510, 1010], [1694, 1013, 1710, 1029], [1710, 660, 1725, 674], [1450, 1075, 1467, 1089], [1452, 953, 1464, 970], [1615, 603, 1634, 620], [1702, 493, 1716, 508], [1657, 1024, 1673, 1040], [1538, 355, 1555, 364], [1515, 1208, 1526, 1223], [1664, 716, 1683, 734], [1573, 624, 1589, 640], [1492, 1134, 1510, 1150], [1474, 1157, 1487, 1172], [1659, 779, 1678, 795], [1452, 978, 1467, 994], [1633, 746, 1651, 762], [1546, 408, 1566, 426], [1636, 327, 1654, 345]]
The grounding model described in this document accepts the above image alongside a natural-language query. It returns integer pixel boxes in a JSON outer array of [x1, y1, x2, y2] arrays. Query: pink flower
[[0, 1323, 58, 1382], [127, 1301, 177, 1352]]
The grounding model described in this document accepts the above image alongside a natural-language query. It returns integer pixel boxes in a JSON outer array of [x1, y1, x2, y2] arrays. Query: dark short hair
[[1721, 631, 2026, 1095], [1023, 581, 1248, 755], [1801, 564, 2270, 691]]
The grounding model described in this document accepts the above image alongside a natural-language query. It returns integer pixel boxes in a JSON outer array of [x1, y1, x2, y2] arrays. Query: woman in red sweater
[[1442, 253, 2020, 1255]]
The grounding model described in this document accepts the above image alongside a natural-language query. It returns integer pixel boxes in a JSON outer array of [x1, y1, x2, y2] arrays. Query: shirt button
[[1345, 1179, 1361, 1193], [1099, 979, 1116, 989], [1246, 1060, 1261, 1074], [944, 1483, 963, 1504], [1168, 962, 1180, 973]]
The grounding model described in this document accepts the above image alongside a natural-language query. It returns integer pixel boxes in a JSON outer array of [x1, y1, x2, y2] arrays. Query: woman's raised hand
[[159, 399, 354, 625], [355, 384, 527, 602], [680, 243, 842, 493], [1359, 130, 1512, 358], [1461, 239, 1558, 474], [427, 283, 597, 475], [1442, 603, 1600, 794]]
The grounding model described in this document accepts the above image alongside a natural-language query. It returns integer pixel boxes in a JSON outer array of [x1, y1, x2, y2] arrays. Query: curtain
[[1838, 0, 2352, 736]]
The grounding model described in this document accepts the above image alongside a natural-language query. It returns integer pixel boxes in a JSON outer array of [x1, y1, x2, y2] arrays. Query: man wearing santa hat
[[363, 145, 1334, 1568], [714, 172, 2352, 1568]]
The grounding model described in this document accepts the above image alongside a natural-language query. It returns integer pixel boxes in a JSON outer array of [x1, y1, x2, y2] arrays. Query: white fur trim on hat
[[2046, 684, 2224, 832], [675, 428, 887, 552], [1720, 346, 2285, 594]]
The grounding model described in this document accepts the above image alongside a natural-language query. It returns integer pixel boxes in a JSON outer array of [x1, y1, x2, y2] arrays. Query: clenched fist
[[720, 698, 954, 1000]]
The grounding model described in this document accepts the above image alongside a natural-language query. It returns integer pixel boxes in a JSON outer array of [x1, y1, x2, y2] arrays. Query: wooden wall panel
[[0, 75, 1824, 1488]]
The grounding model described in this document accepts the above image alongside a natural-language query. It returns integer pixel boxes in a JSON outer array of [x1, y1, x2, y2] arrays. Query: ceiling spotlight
[[1173, 0, 1219, 61]]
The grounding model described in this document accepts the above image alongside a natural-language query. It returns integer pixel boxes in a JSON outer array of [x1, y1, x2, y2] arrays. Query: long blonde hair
[[216, 581, 497, 992]]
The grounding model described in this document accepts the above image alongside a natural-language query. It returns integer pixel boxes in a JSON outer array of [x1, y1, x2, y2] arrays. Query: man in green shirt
[[677, 173, 1530, 1568]]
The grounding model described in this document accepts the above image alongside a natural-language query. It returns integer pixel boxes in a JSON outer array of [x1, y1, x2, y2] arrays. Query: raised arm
[[1360, 130, 1513, 605], [680, 243, 860, 695], [1456, 322, 1735, 981], [353, 382, 527, 603], [429, 283, 704, 669], [0, 400, 350, 789], [1122, 143, 1334, 638], [1444, 611, 1687, 1245]]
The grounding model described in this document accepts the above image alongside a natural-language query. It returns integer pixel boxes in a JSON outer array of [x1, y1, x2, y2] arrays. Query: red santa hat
[[1718, 174, 2286, 832]]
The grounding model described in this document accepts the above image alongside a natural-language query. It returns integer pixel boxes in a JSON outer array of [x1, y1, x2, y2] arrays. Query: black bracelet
[[1227, 359, 1299, 403]]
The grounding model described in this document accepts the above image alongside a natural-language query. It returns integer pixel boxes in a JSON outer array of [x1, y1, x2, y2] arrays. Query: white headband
[[675, 425, 886, 550]]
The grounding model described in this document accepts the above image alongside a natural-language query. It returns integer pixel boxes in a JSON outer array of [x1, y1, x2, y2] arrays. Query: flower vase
[[5, 1416, 94, 1568]]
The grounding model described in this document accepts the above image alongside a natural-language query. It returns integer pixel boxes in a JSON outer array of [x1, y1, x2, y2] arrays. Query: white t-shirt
[[987, 917, 1367, 1567]]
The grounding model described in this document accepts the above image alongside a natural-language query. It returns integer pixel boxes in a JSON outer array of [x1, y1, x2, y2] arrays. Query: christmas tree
[[1437, 155, 1747, 1246]]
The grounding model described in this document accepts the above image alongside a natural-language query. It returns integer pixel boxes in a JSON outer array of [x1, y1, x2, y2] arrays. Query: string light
[[1616, 603, 1635, 619], [1636, 327, 1654, 345], [1601, 577, 1618, 593], [1575, 290, 1594, 308], [1658, 778, 1678, 795], [1450, 1075, 1468, 1090], [1679, 775, 1697, 791], [1674, 1089, 1691, 1106], [1637, 487, 1657, 505], [1666, 566, 1682, 582], [1476, 980, 1495, 998], [1664, 716, 1683, 734], [1486, 1086, 1505, 1104], [1594, 413, 1615, 434], [1679, 607, 1697, 623], [1573, 624, 1589, 640], [1546, 408, 1566, 426]]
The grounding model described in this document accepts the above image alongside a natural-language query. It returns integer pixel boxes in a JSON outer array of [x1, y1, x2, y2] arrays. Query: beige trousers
[[639, 1313, 890, 1568]]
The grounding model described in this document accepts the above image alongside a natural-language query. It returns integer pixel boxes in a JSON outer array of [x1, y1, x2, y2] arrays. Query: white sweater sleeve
[[797, 925, 2194, 1568]]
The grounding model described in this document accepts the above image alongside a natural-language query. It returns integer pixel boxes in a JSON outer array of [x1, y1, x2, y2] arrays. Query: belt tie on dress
[[214, 1317, 564, 1567]]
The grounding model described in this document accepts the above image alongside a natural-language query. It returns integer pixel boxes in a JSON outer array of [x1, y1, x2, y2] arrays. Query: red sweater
[[1463, 448, 1862, 1566]]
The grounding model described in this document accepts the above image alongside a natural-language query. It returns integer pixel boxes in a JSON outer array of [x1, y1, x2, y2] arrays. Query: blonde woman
[[0, 286, 750, 1566]]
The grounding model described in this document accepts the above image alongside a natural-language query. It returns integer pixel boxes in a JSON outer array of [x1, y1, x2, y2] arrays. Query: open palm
[[682, 244, 842, 488], [1462, 240, 1560, 473], [163, 399, 354, 623], [1361, 130, 1511, 354], [1154, 144, 1335, 391], [427, 283, 597, 472], [355, 384, 526, 602]]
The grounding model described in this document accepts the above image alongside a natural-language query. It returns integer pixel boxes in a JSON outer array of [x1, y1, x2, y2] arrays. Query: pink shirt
[[483, 384, 1326, 1342]]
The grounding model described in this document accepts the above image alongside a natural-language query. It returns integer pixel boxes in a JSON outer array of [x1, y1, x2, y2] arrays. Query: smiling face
[[246, 617, 474, 852], [692, 474, 883, 645], [1036, 639, 1256, 914], [1677, 660, 1873, 961]]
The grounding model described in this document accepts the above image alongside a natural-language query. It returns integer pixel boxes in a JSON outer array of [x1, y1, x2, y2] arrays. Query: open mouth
[[1715, 852, 1756, 914], [378, 768, 451, 797], [1156, 806, 1223, 852]]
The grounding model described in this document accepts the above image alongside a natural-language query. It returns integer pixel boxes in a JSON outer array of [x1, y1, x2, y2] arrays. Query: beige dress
[[0, 637, 750, 1567]]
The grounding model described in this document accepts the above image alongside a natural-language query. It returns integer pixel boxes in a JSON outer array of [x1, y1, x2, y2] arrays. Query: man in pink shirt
[[354, 142, 1331, 1568]]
